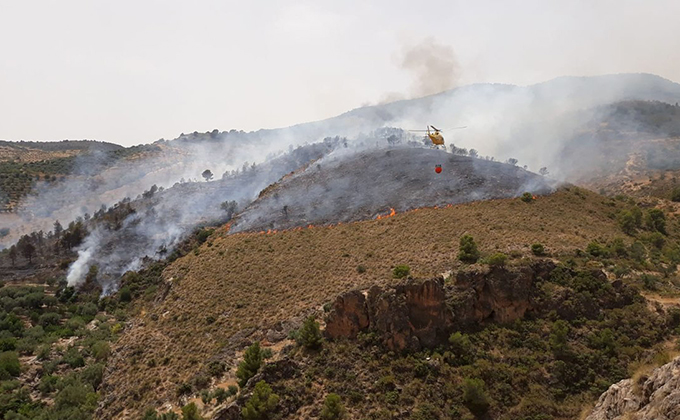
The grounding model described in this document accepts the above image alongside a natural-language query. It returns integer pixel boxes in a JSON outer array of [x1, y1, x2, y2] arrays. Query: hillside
[[97, 187, 661, 419], [232, 148, 552, 233]]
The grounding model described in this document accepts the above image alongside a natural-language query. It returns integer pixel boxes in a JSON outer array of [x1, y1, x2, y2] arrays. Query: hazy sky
[[2, 0, 680, 146]]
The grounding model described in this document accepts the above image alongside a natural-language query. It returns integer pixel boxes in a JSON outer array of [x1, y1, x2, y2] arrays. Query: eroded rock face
[[325, 278, 453, 351], [586, 356, 680, 420], [325, 262, 558, 351], [324, 290, 369, 339], [450, 265, 537, 325]]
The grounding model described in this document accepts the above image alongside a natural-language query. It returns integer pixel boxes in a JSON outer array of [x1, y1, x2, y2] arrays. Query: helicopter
[[407, 125, 467, 149]]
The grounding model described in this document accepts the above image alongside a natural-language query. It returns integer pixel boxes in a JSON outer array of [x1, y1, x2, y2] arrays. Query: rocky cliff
[[324, 262, 555, 350], [586, 356, 680, 420]]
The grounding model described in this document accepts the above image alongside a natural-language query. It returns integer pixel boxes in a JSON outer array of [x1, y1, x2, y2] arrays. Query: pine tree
[[236, 342, 264, 387], [242, 381, 279, 420]]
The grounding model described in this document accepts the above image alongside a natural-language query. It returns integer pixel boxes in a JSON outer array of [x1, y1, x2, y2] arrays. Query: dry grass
[[100, 187, 632, 418]]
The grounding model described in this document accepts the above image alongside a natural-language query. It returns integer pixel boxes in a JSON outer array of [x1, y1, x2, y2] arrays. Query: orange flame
[[532, 195, 537, 200]]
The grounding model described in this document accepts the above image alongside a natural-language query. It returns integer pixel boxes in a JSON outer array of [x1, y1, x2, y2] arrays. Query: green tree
[[618, 210, 637, 235], [458, 235, 480, 263], [462, 378, 490, 415], [91, 341, 111, 362], [531, 243, 545, 256], [671, 187, 680, 202], [549, 320, 570, 357], [201, 169, 213, 182], [220, 200, 238, 219], [237, 342, 264, 387], [392, 265, 410, 279], [295, 316, 323, 350], [181, 402, 203, 420], [320, 393, 346, 420], [0, 351, 21, 377], [242, 381, 279, 420], [484, 252, 508, 267], [20, 239, 36, 263], [8, 245, 17, 266], [646, 208, 666, 234], [119, 286, 132, 303]]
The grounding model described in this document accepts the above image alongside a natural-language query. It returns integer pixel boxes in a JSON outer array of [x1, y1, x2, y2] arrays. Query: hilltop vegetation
[[0, 140, 161, 212]]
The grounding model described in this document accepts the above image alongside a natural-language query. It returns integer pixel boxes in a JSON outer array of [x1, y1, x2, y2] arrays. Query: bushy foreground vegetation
[[0, 281, 119, 420], [251, 265, 678, 419]]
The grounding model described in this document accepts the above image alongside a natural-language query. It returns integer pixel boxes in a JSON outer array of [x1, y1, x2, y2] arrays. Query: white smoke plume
[[401, 37, 460, 98], [3, 73, 680, 290]]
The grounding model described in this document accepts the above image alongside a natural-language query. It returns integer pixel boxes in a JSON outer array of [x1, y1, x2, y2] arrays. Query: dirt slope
[[98, 187, 632, 419]]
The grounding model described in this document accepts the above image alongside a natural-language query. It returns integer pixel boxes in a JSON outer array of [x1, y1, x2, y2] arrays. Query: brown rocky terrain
[[586, 356, 680, 420], [324, 262, 555, 351]]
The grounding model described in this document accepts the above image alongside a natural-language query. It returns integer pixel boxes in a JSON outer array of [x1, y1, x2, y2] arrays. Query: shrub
[[356, 265, 366, 274], [645, 232, 665, 249], [320, 393, 346, 419], [54, 382, 92, 410], [412, 403, 441, 420], [176, 382, 192, 397], [671, 187, 680, 202], [485, 252, 508, 267], [81, 363, 104, 389], [91, 341, 111, 362], [586, 242, 606, 257], [392, 265, 410, 279], [521, 192, 534, 203], [458, 235, 480, 263], [448, 332, 473, 361], [0, 351, 21, 377], [549, 320, 570, 357], [39, 312, 61, 327], [62, 347, 85, 368], [462, 378, 490, 415], [630, 241, 647, 262], [531, 243, 545, 256], [213, 387, 230, 404], [646, 208, 666, 234], [39, 374, 59, 394], [618, 210, 637, 235], [236, 342, 264, 387], [641, 274, 659, 290], [0, 337, 17, 352], [242, 381, 279, 420], [609, 238, 628, 257], [119, 287, 132, 303], [181, 402, 203, 420], [207, 360, 225, 377], [295, 316, 323, 350]]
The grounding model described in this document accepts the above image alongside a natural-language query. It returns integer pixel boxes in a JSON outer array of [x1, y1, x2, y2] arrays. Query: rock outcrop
[[586, 356, 680, 420], [325, 262, 556, 350], [449, 264, 546, 325], [325, 278, 454, 351]]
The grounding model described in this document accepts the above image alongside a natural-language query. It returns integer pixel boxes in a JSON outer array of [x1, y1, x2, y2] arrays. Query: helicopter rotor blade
[[445, 126, 467, 130]]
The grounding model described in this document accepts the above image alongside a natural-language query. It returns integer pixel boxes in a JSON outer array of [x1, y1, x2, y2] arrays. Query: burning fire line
[[376, 208, 396, 220], [228, 199, 508, 236]]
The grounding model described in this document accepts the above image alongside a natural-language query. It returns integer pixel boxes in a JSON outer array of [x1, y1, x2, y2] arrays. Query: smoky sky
[[1, 0, 680, 146]]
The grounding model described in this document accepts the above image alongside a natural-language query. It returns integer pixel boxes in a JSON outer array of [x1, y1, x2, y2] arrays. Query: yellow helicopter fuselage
[[428, 131, 445, 146]]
